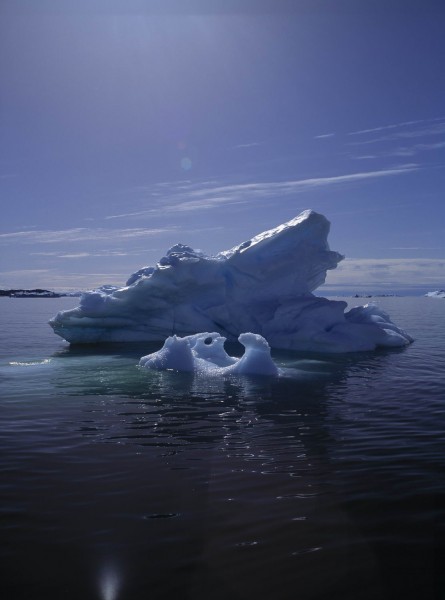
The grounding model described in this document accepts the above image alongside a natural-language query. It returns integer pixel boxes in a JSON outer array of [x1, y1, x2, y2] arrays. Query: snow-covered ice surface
[[139, 332, 280, 377], [50, 210, 413, 352]]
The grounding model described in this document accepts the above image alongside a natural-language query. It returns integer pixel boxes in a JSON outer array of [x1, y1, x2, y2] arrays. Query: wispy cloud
[[395, 122, 445, 139], [0, 227, 176, 244], [105, 165, 419, 218], [348, 120, 445, 146], [0, 269, 52, 276], [345, 117, 445, 164], [30, 250, 146, 259], [314, 133, 335, 139], [352, 155, 378, 160], [173, 167, 419, 212], [389, 140, 445, 157], [348, 116, 445, 137], [324, 258, 445, 291], [234, 142, 263, 149], [388, 247, 442, 251]]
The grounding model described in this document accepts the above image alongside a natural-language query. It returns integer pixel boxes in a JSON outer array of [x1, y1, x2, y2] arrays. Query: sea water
[[0, 296, 443, 600]]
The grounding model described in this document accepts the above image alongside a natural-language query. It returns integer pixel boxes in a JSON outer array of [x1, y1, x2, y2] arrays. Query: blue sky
[[1, 1, 444, 294]]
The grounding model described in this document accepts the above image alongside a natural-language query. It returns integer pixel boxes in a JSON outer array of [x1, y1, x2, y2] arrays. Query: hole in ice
[[204, 336, 213, 345]]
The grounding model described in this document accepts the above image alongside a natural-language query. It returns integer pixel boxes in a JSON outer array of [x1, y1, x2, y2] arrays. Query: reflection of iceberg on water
[[50, 210, 413, 352], [139, 332, 279, 377]]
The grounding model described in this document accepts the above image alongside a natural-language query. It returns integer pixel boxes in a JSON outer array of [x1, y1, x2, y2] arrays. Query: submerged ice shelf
[[50, 210, 413, 352]]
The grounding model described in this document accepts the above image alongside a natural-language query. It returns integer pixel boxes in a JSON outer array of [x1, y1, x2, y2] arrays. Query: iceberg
[[139, 332, 280, 377], [425, 290, 445, 299], [50, 210, 413, 352]]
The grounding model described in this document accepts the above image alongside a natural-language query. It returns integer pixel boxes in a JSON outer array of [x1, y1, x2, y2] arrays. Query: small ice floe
[[139, 332, 280, 377], [8, 359, 51, 367]]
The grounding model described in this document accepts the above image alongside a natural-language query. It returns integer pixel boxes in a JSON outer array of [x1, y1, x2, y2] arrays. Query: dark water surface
[[0, 297, 444, 599]]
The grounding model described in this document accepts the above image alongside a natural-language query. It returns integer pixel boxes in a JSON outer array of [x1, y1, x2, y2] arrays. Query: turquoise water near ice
[[0, 296, 444, 599]]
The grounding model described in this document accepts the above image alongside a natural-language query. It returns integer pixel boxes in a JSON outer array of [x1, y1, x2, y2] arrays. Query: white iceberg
[[139, 332, 279, 377], [50, 210, 413, 352], [425, 290, 445, 298]]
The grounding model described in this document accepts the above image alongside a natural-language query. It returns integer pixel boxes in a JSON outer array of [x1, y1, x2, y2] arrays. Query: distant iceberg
[[139, 332, 279, 376], [425, 290, 445, 298], [50, 210, 413, 352]]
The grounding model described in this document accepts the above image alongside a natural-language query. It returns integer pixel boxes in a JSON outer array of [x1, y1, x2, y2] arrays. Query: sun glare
[[98, 562, 121, 600]]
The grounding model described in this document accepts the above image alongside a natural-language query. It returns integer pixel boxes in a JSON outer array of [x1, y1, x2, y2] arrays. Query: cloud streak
[[389, 140, 445, 157], [31, 250, 146, 259], [174, 167, 419, 211], [234, 142, 263, 149], [345, 117, 445, 164], [348, 116, 445, 137], [0, 227, 176, 244], [324, 258, 445, 290], [348, 120, 445, 146], [105, 165, 419, 218]]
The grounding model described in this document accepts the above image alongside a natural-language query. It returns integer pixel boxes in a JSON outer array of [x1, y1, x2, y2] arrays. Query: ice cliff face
[[49, 210, 413, 352]]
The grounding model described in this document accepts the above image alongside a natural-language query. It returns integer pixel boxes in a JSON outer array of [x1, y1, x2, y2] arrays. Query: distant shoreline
[[0, 289, 82, 298]]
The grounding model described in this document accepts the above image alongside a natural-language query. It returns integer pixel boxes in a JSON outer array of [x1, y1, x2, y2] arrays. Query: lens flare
[[180, 157, 192, 171], [99, 562, 121, 600]]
